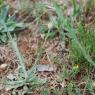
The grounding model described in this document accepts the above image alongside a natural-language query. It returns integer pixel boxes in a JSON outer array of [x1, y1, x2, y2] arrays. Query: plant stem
[[7, 32, 27, 79]]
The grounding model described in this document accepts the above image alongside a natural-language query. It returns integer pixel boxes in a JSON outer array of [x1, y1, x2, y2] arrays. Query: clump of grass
[[1, 0, 95, 94], [85, 0, 95, 10], [70, 22, 95, 66], [0, 4, 46, 92], [49, 1, 95, 94], [0, 5, 25, 43], [51, 1, 95, 67], [0, 0, 3, 7]]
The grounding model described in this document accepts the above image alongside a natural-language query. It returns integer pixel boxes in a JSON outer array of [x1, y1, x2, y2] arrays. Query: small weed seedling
[[0, 5, 24, 43]]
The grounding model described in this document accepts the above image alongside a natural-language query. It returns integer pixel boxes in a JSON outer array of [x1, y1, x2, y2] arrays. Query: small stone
[[7, 73, 16, 80], [36, 64, 56, 72], [48, 22, 53, 29], [0, 64, 8, 69]]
